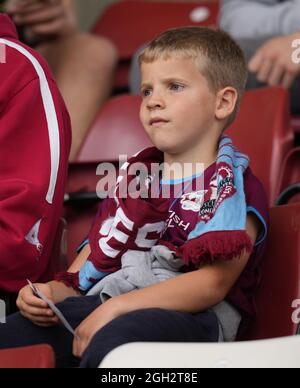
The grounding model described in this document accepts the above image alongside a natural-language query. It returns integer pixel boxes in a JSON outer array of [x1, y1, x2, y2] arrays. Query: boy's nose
[[147, 93, 165, 110]]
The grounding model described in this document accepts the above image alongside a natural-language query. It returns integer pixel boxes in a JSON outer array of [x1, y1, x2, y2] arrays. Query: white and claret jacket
[[0, 14, 71, 293]]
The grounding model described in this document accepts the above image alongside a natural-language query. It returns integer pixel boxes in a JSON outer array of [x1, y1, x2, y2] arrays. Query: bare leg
[[38, 33, 118, 161]]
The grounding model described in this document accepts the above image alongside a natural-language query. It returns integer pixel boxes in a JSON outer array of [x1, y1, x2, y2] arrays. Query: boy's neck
[[163, 138, 219, 180]]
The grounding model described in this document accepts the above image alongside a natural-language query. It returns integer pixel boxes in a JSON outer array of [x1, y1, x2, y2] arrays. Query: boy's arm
[[17, 244, 91, 325], [47, 243, 91, 302], [73, 213, 259, 357]]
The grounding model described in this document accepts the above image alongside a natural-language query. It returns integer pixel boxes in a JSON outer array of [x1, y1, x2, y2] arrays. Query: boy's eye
[[141, 89, 152, 98], [169, 83, 185, 92]]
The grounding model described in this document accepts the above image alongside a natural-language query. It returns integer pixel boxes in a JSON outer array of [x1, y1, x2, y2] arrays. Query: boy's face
[[140, 56, 218, 155]]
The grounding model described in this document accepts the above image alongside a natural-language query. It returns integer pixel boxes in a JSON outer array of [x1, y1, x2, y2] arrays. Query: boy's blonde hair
[[139, 27, 248, 126]]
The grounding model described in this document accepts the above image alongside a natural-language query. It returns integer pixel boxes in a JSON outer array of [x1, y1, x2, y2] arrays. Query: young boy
[[0, 12, 71, 314], [0, 27, 268, 368]]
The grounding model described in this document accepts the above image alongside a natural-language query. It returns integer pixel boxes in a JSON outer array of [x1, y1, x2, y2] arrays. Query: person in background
[[220, 0, 300, 115], [0, 12, 71, 313], [5, 0, 118, 161]]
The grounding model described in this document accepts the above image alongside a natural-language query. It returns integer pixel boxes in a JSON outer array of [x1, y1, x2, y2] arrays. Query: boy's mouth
[[149, 117, 170, 126]]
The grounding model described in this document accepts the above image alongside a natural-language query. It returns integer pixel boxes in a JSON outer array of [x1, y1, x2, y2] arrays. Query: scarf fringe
[[178, 231, 253, 267], [54, 271, 80, 290]]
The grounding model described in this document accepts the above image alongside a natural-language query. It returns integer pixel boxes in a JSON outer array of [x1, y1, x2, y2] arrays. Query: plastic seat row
[[92, 0, 220, 90]]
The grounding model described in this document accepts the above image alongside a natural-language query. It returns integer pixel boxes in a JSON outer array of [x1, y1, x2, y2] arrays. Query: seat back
[[77, 95, 150, 163], [99, 336, 300, 368], [291, 116, 300, 134], [227, 87, 293, 205], [92, 0, 219, 88], [0, 345, 55, 368], [93, 0, 219, 60], [247, 203, 300, 340], [278, 147, 300, 204]]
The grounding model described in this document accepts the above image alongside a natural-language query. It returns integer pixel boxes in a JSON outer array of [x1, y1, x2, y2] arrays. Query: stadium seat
[[277, 147, 300, 204], [0, 344, 55, 368], [99, 336, 300, 368], [291, 116, 300, 134], [76, 95, 150, 163], [277, 183, 300, 206], [93, 0, 219, 60], [246, 202, 300, 340], [226, 87, 293, 205], [92, 0, 220, 89]]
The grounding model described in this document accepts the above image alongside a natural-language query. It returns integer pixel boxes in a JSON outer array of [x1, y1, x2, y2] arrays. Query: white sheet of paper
[[27, 279, 80, 340]]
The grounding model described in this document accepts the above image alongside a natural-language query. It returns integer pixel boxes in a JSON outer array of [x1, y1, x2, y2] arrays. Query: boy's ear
[[215, 87, 238, 121]]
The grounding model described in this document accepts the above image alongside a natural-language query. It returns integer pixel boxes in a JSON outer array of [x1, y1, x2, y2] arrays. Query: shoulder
[[244, 167, 269, 246], [244, 167, 268, 210], [0, 38, 68, 126], [0, 38, 55, 103]]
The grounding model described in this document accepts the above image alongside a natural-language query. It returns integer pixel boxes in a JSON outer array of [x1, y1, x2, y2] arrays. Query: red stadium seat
[[227, 87, 293, 205], [93, 0, 219, 60], [246, 202, 300, 340], [92, 0, 220, 89], [77, 95, 150, 163], [0, 345, 55, 368], [291, 116, 300, 134], [277, 147, 300, 204], [279, 147, 300, 191]]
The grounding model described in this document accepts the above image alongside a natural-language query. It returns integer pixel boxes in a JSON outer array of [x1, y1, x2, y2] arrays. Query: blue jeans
[[0, 295, 219, 368]]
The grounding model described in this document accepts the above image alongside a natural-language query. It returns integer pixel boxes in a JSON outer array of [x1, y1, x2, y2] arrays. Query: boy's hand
[[16, 283, 59, 327], [6, 0, 77, 40], [248, 33, 300, 89], [73, 299, 121, 358]]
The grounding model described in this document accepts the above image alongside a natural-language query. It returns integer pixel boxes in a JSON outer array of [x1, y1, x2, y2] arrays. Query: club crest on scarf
[[198, 162, 237, 223]]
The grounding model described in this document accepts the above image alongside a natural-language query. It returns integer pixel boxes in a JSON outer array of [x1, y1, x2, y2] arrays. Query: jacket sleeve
[[0, 78, 63, 292], [220, 0, 300, 39]]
